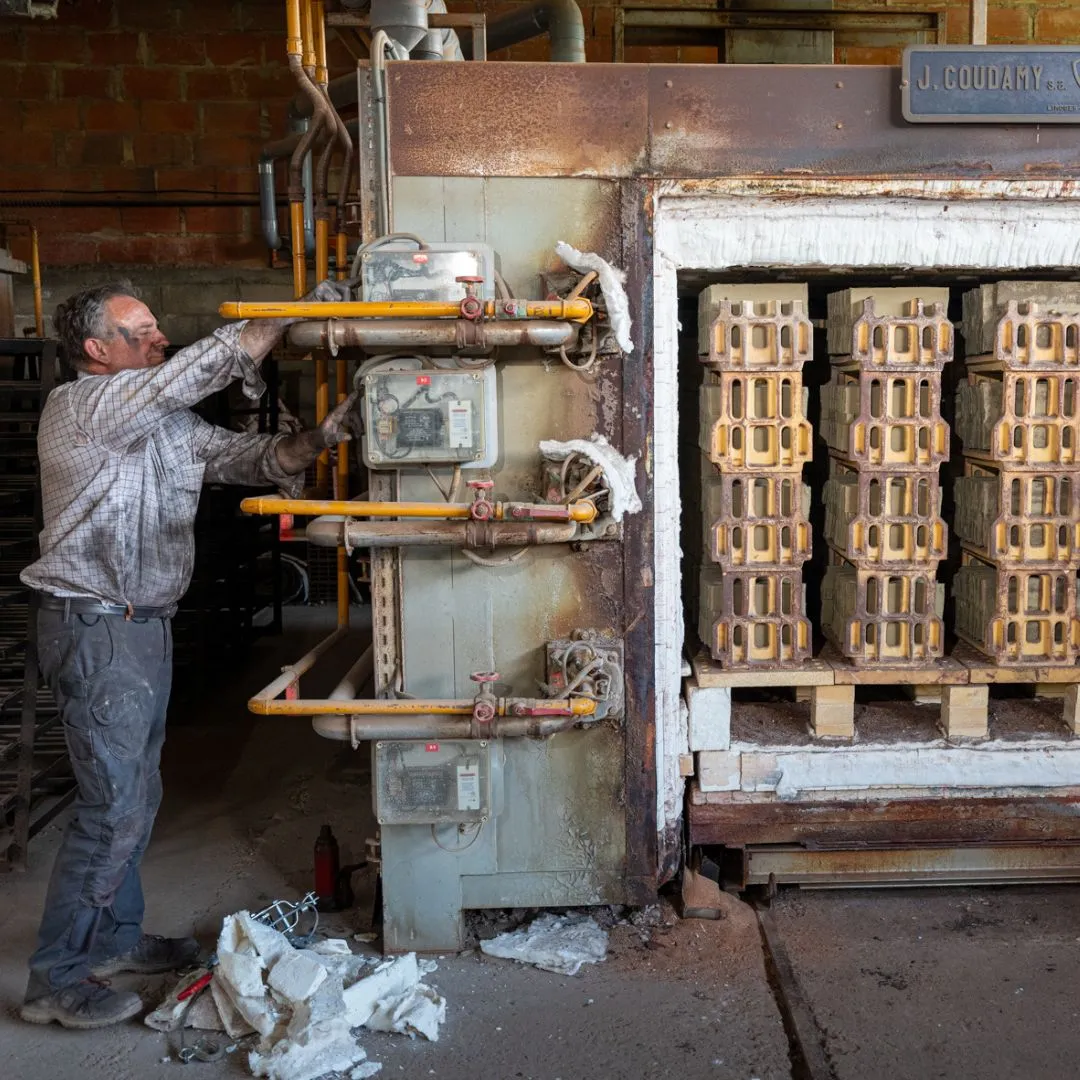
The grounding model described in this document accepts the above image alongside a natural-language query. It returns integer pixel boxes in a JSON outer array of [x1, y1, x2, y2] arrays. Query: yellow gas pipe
[[219, 298, 595, 323], [249, 695, 597, 717], [286, 0, 307, 300], [334, 351, 349, 627], [240, 497, 598, 523], [30, 226, 43, 337]]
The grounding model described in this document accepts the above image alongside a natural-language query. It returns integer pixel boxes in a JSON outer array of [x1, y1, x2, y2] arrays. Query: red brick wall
[[0, 0, 317, 267], [1, 1, 1077, 268]]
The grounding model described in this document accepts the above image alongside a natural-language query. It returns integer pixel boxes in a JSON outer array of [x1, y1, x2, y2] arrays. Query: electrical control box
[[359, 243, 496, 303], [361, 366, 498, 469], [374, 739, 492, 825]]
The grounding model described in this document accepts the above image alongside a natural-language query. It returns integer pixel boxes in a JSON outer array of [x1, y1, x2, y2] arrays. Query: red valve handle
[[471, 671, 500, 684], [468, 480, 494, 490], [456, 275, 485, 284]]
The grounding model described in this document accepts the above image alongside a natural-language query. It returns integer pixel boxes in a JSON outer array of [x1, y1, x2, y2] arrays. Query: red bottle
[[314, 824, 340, 911]]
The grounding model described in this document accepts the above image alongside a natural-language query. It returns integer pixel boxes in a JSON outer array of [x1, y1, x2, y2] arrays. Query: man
[[19, 280, 354, 1029]]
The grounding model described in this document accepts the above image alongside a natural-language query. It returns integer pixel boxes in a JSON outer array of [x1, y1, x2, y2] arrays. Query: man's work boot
[[91, 933, 201, 977], [20, 979, 142, 1030]]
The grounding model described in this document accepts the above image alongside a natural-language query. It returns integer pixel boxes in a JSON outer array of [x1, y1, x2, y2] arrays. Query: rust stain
[[387, 64, 1080, 182]]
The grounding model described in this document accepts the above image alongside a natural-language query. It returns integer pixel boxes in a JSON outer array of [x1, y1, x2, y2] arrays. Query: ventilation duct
[[459, 0, 585, 63], [370, 0, 429, 52]]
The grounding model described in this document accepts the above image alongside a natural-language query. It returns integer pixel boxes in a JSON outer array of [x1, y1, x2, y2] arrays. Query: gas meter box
[[361, 367, 498, 469], [359, 243, 496, 303], [374, 739, 492, 826]]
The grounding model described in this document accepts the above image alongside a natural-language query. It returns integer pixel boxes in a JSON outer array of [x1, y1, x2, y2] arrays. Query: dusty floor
[[3, 608, 1080, 1080]]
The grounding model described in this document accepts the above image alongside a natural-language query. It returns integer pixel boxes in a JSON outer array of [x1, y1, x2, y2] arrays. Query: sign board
[[902, 45, 1080, 123]]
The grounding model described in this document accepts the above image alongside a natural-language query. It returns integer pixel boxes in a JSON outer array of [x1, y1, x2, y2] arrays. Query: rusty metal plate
[[386, 64, 1080, 180], [688, 792, 1080, 849], [388, 63, 649, 179], [648, 65, 1080, 179]]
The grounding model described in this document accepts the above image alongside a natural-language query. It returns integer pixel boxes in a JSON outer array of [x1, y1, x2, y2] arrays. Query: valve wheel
[[459, 295, 483, 320], [471, 671, 500, 684]]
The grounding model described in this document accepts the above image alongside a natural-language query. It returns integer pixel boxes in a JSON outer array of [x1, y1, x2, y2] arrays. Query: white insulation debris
[[148, 912, 445, 1080], [538, 434, 642, 523], [480, 913, 609, 976], [555, 240, 633, 353]]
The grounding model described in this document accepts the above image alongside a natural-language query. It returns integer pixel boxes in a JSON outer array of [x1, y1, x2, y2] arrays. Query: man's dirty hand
[[304, 279, 351, 304], [316, 390, 362, 448]]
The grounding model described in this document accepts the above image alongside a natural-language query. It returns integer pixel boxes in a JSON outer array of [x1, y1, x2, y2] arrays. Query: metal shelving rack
[[0, 337, 77, 870]]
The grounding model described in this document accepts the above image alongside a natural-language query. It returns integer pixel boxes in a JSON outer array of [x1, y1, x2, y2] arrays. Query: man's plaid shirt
[[21, 323, 301, 612]]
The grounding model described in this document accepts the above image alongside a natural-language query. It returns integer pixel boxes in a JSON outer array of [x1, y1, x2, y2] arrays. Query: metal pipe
[[220, 298, 594, 323], [249, 625, 349, 706], [287, 318, 579, 351], [250, 695, 595, 717], [313, 712, 592, 742], [328, 645, 374, 700], [306, 517, 578, 548], [290, 73, 357, 121], [334, 351, 350, 626], [29, 225, 42, 337], [259, 125, 315, 253], [970, 0, 987, 45], [459, 0, 584, 62], [241, 496, 598, 523], [314, 351, 330, 493], [287, 0, 334, 297]]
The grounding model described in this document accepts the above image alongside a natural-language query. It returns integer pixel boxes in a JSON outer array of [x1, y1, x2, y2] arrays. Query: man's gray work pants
[[26, 608, 172, 1001]]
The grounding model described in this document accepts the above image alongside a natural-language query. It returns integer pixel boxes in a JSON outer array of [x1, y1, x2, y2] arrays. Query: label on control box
[[456, 764, 480, 811], [447, 401, 473, 449]]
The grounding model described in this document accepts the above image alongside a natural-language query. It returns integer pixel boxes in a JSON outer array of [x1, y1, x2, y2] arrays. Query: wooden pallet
[[691, 644, 1080, 742], [691, 650, 833, 688], [954, 642, 1080, 737], [819, 645, 976, 738]]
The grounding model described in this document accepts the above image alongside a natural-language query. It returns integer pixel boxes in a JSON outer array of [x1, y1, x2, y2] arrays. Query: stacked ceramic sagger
[[820, 289, 951, 665], [696, 286, 813, 668], [954, 286, 1080, 664]]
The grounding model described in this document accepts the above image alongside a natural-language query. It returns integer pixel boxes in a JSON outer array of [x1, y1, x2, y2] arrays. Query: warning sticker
[[447, 401, 473, 450], [456, 764, 480, 811]]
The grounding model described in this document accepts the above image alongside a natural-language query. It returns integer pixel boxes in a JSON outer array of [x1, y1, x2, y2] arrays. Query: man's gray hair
[[54, 281, 140, 371]]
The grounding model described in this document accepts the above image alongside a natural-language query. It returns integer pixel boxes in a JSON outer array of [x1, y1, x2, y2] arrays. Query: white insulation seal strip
[[538, 434, 642, 522], [555, 240, 633, 353]]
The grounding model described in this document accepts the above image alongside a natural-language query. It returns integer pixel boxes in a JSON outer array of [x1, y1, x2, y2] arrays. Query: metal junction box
[[359, 242, 496, 303], [374, 739, 492, 826], [361, 366, 498, 469]]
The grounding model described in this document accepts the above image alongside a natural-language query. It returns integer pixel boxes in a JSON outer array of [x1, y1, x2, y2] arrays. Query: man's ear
[[83, 337, 109, 367]]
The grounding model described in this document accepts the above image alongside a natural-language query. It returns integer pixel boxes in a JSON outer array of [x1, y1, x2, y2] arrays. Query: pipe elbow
[[312, 715, 351, 741], [545, 0, 586, 62], [306, 516, 346, 547]]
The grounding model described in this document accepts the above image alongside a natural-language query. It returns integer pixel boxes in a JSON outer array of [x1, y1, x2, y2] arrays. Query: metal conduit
[[305, 517, 577, 548], [312, 712, 594, 743], [287, 318, 579, 351], [459, 0, 585, 62]]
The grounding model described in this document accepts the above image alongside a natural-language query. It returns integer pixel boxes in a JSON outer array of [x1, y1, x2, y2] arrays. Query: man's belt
[[36, 593, 175, 620]]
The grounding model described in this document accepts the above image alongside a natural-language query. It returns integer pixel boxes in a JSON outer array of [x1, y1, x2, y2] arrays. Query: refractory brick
[[699, 566, 811, 668], [697, 284, 810, 359], [827, 288, 951, 360], [962, 285, 1080, 358]]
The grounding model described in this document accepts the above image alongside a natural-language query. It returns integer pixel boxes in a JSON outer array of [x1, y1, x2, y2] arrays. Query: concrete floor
[[3, 608, 1080, 1080]]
